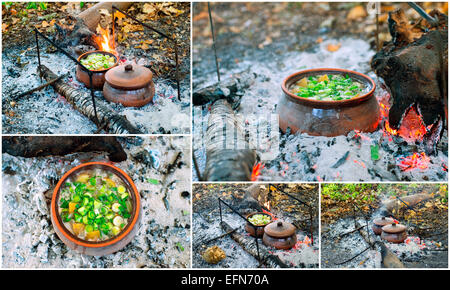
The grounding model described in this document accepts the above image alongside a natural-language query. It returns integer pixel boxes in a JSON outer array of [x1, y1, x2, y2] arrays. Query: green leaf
[[147, 178, 159, 185], [370, 145, 380, 161], [176, 242, 184, 252], [39, 2, 47, 10], [80, 2, 85, 9], [26, 2, 37, 9]]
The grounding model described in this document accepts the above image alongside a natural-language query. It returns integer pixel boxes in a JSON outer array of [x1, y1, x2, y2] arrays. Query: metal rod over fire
[[208, 2, 221, 82], [33, 28, 100, 127]]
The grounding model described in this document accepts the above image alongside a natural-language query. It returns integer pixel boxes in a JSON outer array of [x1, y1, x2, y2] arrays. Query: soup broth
[[289, 74, 368, 101], [80, 53, 116, 71], [58, 169, 133, 241]]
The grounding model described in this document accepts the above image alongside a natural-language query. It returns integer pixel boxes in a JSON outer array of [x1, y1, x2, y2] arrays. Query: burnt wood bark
[[193, 71, 257, 107], [39, 65, 142, 134], [2, 136, 127, 162], [371, 9, 448, 153], [204, 99, 257, 181]]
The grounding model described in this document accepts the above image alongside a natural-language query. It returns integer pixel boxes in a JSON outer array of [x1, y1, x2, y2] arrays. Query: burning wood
[[371, 9, 448, 154], [39, 65, 142, 134]]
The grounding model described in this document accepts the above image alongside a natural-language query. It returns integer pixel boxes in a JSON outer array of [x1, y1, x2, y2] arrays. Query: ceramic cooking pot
[[278, 68, 379, 136], [103, 63, 155, 107], [51, 162, 141, 256], [76, 50, 118, 90], [245, 212, 273, 238], [372, 217, 395, 235], [262, 220, 297, 250], [381, 223, 407, 244]]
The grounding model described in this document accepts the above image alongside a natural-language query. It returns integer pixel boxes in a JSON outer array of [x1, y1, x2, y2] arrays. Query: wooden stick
[[11, 74, 65, 100]]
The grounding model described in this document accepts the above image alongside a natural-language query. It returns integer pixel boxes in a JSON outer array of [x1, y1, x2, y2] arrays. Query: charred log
[[39, 65, 142, 134], [356, 221, 405, 268], [2, 136, 127, 162], [193, 71, 257, 107], [382, 193, 432, 214], [55, 2, 132, 47], [371, 9, 448, 154], [204, 99, 257, 181]]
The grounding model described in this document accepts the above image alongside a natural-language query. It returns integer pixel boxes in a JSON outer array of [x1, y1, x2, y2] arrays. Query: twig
[[340, 225, 365, 238], [200, 228, 238, 247], [336, 246, 370, 265], [11, 74, 66, 100]]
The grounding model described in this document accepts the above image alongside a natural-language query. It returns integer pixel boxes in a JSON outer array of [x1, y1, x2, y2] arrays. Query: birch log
[[39, 65, 142, 134], [204, 99, 256, 181]]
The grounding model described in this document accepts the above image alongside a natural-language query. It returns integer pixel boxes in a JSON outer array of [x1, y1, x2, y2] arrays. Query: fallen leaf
[[347, 5, 367, 21], [327, 43, 341, 52]]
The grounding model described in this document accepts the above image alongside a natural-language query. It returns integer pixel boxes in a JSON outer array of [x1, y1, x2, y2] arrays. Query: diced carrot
[[69, 202, 77, 214], [72, 223, 85, 236], [76, 173, 90, 183], [318, 74, 329, 82], [298, 77, 308, 87], [105, 178, 116, 187], [86, 230, 100, 240]]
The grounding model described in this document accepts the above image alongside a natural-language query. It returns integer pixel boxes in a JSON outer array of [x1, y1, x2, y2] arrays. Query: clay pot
[[381, 223, 407, 244], [51, 162, 141, 256], [76, 50, 118, 90], [262, 220, 297, 250], [245, 212, 272, 238], [372, 217, 395, 235], [278, 68, 379, 136], [103, 63, 155, 107]]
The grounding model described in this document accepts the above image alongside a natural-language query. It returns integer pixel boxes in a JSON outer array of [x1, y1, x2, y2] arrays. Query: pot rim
[[281, 68, 376, 107], [246, 212, 273, 227], [77, 50, 119, 73], [51, 162, 140, 248]]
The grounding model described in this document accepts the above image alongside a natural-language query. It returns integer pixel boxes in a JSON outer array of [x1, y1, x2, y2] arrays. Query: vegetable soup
[[58, 169, 132, 241], [80, 53, 116, 71], [289, 74, 368, 101]]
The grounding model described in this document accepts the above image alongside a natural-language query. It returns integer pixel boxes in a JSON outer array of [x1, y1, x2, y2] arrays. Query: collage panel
[[2, 136, 191, 268], [192, 2, 448, 182], [2, 2, 190, 134], [321, 183, 448, 268], [192, 183, 319, 268]]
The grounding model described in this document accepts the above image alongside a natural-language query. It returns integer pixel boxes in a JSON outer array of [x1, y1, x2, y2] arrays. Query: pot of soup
[[245, 212, 272, 238], [278, 68, 379, 136], [262, 220, 297, 250], [76, 50, 118, 90], [103, 63, 155, 107], [51, 162, 141, 256], [381, 223, 407, 244], [372, 216, 395, 235]]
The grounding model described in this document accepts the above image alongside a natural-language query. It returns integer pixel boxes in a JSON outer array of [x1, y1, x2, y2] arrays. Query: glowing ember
[[261, 208, 277, 221], [396, 152, 430, 171], [93, 25, 115, 53], [251, 163, 264, 181], [353, 159, 366, 168]]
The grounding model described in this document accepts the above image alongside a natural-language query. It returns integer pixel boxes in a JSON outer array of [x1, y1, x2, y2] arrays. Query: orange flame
[[251, 163, 264, 181], [93, 25, 115, 53]]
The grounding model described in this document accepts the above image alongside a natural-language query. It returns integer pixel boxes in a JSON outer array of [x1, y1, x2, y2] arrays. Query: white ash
[[193, 37, 448, 181], [2, 136, 191, 268]]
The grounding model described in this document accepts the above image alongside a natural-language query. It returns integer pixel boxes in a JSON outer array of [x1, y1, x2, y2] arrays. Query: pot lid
[[105, 63, 153, 90], [264, 221, 296, 238], [382, 223, 407, 233], [373, 216, 395, 226]]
